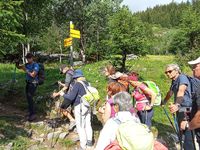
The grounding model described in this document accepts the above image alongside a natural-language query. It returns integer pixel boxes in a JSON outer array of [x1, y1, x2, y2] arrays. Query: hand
[[58, 81, 62, 85], [145, 105, 152, 110], [52, 92, 59, 98], [169, 103, 179, 114], [180, 121, 188, 130]]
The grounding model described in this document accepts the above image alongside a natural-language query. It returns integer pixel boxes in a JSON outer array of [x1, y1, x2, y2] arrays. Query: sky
[[122, 0, 189, 12]]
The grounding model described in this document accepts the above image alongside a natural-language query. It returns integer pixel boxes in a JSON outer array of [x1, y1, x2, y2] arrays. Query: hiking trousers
[[177, 111, 195, 150], [74, 103, 93, 149], [26, 82, 37, 116], [137, 108, 154, 128]]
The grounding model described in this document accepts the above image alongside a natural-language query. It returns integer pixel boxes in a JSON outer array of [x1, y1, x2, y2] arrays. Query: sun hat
[[72, 69, 84, 79], [188, 57, 200, 65]]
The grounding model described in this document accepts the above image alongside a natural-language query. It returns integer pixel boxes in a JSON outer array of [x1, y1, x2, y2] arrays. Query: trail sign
[[64, 37, 72, 47], [70, 29, 80, 39]]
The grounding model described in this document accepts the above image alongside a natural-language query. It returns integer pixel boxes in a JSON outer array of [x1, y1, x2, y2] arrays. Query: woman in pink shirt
[[129, 80, 156, 127]]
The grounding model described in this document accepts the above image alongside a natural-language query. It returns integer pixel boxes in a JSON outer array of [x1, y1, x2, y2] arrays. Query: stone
[[27, 145, 38, 150], [59, 132, 69, 139], [27, 129, 33, 137], [127, 54, 138, 60], [0, 133, 5, 139], [39, 133, 45, 138], [47, 131, 62, 140], [5, 142, 13, 150], [31, 121, 44, 126]]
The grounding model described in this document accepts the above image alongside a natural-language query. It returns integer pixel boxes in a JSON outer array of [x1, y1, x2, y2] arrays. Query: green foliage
[[0, 1, 25, 56], [135, 1, 190, 28], [168, 2, 200, 64], [107, 8, 151, 71]]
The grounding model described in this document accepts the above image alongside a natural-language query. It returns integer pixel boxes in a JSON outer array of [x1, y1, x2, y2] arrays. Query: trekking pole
[[184, 110, 196, 150], [162, 106, 178, 135], [168, 102, 183, 150], [191, 130, 196, 150], [172, 113, 183, 150], [51, 84, 62, 148]]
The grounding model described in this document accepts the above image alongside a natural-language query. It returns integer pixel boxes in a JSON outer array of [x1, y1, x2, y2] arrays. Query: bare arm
[[189, 109, 200, 130], [164, 90, 173, 103], [176, 84, 187, 104], [16, 64, 26, 71], [143, 87, 156, 106]]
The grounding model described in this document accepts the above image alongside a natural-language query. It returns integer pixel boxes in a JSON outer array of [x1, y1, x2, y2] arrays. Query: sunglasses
[[165, 69, 174, 74]]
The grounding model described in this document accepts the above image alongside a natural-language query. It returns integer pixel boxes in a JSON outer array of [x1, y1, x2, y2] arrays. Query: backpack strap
[[78, 80, 96, 100], [113, 118, 122, 125]]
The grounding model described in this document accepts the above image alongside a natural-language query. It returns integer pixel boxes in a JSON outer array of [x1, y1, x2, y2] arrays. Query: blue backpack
[[186, 75, 200, 99]]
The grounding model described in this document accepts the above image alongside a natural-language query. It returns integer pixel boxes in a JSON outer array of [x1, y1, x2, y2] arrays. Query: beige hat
[[188, 57, 200, 65], [109, 72, 123, 79]]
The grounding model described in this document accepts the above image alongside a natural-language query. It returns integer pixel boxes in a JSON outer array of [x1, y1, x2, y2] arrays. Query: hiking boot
[[28, 114, 36, 122], [68, 121, 76, 131]]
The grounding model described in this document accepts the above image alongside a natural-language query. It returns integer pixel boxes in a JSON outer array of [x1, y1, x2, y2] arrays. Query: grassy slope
[[0, 55, 192, 149]]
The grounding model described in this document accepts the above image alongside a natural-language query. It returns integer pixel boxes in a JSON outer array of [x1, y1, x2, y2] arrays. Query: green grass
[[0, 55, 193, 148]]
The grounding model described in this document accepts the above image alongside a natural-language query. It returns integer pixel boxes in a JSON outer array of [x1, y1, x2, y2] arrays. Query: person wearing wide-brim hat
[[188, 57, 200, 79], [180, 57, 200, 149], [54, 69, 93, 150]]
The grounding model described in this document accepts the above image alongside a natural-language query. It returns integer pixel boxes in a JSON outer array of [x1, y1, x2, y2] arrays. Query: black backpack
[[186, 75, 200, 98], [186, 75, 200, 120], [37, 63, 45, 85]]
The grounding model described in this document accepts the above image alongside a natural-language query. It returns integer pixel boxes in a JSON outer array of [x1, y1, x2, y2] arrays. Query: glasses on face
[[165, 69, 174, 74]]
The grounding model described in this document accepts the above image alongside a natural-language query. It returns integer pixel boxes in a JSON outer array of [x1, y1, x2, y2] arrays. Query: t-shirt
[[25, 62, 39, 82], [65, 69, 74, 92], [132, 83, 150, 111], [63, 80, 88, 106], [170, 74, 192, 107]]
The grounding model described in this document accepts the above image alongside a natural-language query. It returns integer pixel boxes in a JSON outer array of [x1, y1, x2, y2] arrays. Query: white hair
[[166, 64, 181, 74], [113, 91, 133, 111]]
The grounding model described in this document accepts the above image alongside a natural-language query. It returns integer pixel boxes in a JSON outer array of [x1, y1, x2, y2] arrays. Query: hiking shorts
[[60, 99, 72, 109]]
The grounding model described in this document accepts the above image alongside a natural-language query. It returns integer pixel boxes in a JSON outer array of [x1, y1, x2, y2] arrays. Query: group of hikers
[[16, 53, 200, 150]]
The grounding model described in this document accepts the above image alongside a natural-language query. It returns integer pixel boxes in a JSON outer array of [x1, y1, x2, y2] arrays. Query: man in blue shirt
[[16, 53, 39, 121], [163, 64, 195, 150]]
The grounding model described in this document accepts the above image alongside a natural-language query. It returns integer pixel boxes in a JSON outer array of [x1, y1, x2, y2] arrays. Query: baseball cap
[[188, 57, 200, 65]]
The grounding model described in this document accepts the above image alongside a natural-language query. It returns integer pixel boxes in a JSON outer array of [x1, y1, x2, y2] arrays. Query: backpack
[[143, 81, 162, 106], [186, 75, 200, 98], [116, 120, 154, 150], [37, 63, 45, 85], [78, 81, 100, 107]]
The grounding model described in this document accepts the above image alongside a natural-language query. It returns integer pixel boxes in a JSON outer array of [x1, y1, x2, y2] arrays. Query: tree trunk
[[121, 49, 127, 72], [22, 43, 25, 64]]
